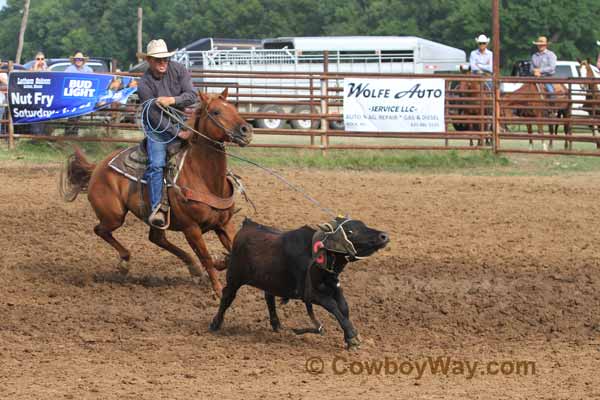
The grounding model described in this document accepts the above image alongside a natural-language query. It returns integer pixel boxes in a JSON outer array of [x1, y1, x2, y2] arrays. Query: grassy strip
[[4, 139, 600, 176]]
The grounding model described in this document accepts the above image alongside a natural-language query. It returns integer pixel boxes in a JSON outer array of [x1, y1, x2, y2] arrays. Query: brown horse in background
[[451, 66, 493, 146], [60, 89, 253, 297], [502, 62, 571, 150], [577, 58, 600, 139]]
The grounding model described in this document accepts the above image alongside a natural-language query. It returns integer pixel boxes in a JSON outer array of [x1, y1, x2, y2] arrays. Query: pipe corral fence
[[2, 56, 600, 156]]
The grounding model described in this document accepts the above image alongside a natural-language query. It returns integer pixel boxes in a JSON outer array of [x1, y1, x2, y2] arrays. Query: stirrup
[[149, 206, 170, 230]]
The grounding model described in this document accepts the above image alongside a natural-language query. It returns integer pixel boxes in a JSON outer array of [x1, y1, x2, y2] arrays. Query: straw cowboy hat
[[136, 39, 176, 59], [532, 36, 549, 46], [69, 51, 89, 62], [475, 34, 490, 44]]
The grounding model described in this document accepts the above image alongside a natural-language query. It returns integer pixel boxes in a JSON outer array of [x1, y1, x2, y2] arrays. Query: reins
[[142, 98, 338, 218]]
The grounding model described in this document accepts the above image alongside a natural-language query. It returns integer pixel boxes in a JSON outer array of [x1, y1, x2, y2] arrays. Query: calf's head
[[319, 217, 389, 261]]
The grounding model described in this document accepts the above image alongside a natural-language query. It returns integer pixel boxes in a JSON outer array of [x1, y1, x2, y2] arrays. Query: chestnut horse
[[577, 58, 600, 139], [502, 61, 571, 150], [60, 89, 253, 297], [450, 66, 493, 146]]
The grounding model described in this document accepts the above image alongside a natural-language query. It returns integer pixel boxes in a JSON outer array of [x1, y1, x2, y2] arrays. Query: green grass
[[4, 137, 600, 176], [228, 147, 510, 173]]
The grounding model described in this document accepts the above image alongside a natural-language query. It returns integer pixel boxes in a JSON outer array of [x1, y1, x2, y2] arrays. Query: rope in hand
[[146, 99, 338, 218]]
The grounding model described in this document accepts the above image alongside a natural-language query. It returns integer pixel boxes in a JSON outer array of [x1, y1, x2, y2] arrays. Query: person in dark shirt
[[137, 39, 196, 228]]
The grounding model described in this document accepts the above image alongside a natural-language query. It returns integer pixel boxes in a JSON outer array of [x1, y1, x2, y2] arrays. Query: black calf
[[209, 217, 389, 349]]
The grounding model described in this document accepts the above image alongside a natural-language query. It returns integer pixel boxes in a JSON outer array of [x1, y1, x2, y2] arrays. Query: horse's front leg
[[183, 225, 223, 297], [213, 219, 237, 271], [527, 123, 533, 150]]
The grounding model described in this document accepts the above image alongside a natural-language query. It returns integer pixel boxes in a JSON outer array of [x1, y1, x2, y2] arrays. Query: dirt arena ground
[[2, 161, 600, 399]]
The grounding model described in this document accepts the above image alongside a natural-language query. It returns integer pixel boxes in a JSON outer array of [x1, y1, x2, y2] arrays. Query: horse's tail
[[58, 146, 96, 202]]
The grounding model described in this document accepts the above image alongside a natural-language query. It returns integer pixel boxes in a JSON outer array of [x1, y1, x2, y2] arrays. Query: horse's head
[[193, 88, 253, 147]]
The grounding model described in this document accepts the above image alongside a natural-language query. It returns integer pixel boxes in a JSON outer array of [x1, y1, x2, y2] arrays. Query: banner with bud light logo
[[343, 78, 445, 132], [8, 71, 138, 124]]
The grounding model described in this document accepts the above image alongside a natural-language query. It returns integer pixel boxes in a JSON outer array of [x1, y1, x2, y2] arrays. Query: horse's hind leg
[[94, 216, 130, 275], [148, 228, 203, 277]]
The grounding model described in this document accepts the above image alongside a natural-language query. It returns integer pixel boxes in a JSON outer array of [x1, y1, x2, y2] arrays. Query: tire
[[255, 105, 286, 130], [329, 120, 345, 130], [290, 105, 320, 130]]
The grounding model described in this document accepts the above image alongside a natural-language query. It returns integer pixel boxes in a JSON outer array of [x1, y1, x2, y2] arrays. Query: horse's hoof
[[346, 336, 361, 351], [187, 262, 203, 277], [117, 259, 130, 276], [270, 320, 282, 332]]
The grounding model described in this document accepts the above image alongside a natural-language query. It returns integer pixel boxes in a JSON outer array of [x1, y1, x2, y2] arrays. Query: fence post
[[492, 0, 500, 153], [309, 76, 315, 146], [320, 51, 329, 155], [7, 60, 15, 150]]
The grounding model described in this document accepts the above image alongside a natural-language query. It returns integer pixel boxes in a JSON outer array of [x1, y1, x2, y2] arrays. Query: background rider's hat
[[136, 39, 176, 59], [597, 40, 600, 46], [533, 36, 549, 46], [69, 51, 89, 62], [475, 34, 490, 44]]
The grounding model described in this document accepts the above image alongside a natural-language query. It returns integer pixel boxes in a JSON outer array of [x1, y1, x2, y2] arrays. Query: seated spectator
[[65, 50, 93, 73], [30, 52, 48, 71], [28, 53, 50, 135]]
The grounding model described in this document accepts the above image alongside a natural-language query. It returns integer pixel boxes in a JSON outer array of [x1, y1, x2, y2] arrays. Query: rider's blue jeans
[[144, 137, 169, 212], [545, 83, 554, 95]]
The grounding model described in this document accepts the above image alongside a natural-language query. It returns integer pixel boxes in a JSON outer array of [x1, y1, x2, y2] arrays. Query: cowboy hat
[[69, 51, 89, 62], [136, 39, 176, 59], [475, 34, 490, 44], [597, 40, 600, 46], [533, 36, 549, 46]]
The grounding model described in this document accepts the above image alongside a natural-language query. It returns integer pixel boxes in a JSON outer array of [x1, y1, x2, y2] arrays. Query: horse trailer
[[173, 36, 466, 129]]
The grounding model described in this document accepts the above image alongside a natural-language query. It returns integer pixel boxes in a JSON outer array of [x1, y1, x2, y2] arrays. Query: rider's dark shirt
[[137, 61, 196, 138]]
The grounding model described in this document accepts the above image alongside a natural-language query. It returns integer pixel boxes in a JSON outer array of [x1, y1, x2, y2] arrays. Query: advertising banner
[[343, 78, 445, 132], [8, 71, 137, 124]]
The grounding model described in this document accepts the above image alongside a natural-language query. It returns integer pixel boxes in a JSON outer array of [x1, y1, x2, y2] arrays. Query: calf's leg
[[264, 292, 282, 332], [314, 295, 359, 350], [209, 283, 240, 331], [292, 303, 323, 335]]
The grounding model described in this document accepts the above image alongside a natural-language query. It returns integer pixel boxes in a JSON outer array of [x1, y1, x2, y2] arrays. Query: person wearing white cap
[[531, 36, 557, 95], [137, 39, 196, 228], [469, 34, 493, 90]]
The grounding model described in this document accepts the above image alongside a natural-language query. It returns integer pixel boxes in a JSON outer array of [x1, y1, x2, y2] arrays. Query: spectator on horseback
[[531, 36, 557, 96], [469, 34, 493, 90], [136, 39, 196, 229], [65, 50, 93, 73]]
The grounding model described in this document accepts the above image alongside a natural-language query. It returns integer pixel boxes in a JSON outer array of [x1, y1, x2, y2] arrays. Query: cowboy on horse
[[136, 39, 197, 228], [531, 36, 558, 97], [469, 34, 493, 90]]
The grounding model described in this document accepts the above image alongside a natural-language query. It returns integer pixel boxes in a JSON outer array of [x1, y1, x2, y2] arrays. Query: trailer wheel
[[290, 105, 320, 130], [255, 105, 286, 130]]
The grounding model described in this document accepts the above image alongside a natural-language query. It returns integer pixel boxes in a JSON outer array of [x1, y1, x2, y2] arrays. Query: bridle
[[156, 96, 241, 150]]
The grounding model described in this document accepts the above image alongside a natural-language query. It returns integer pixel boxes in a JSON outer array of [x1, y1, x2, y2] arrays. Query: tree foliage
[[0, 0, 599, 70]]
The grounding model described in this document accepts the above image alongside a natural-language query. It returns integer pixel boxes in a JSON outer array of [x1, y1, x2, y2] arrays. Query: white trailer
[[173, 36, 466, 129]]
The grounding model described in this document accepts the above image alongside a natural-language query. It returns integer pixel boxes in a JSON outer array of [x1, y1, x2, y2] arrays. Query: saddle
[[108, 138, 189, 227], [108, 138, 188, 185]]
